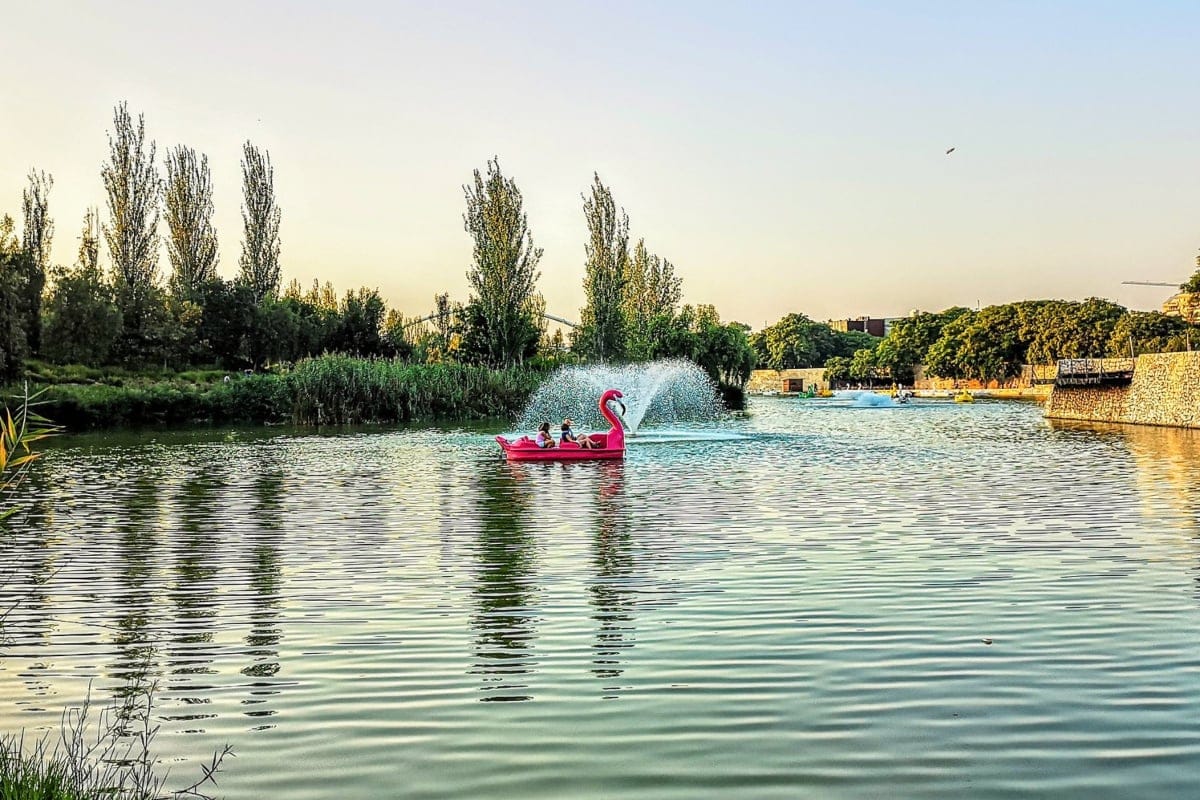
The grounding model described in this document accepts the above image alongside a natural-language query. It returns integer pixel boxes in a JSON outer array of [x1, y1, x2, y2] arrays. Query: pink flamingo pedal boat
[[496, 389, 626, 461]]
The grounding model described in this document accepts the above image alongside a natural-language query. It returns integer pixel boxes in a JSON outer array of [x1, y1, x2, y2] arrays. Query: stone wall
[[747, 368, 829, 393], [1045, 351, 1200, 428]]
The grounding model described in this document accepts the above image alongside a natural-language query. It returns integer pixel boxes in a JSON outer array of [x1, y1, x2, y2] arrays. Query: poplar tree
[[77, 207, 102, 274], [102, 102, 160, 297], [239, 141, 282, 302], [462, 158, 542, 367], [20, 169, 53, 353], [164, 144, 219, 299], [578, 173, 629, 361], [623, 238, 682, 346]]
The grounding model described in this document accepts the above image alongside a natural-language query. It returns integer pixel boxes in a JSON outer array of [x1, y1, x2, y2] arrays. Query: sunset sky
[[3, 1, 1199, 329]]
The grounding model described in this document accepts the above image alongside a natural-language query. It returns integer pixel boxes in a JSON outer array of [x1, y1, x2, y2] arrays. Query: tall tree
[[578, 173, 629, 361], [462, 158, 543, 367], [164, 144, 219, 298], [239, 141, 282, 302], [42, 211, 121, 366], [0, 216, 30, 380], [20, 169, 53, 354], [77, 207, 102, 274], [102, 102, 161, 297]]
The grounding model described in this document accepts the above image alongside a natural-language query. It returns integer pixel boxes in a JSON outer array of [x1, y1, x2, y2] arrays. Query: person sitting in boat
[[535, 421, 557, 448], [561, 418, 598, 449]]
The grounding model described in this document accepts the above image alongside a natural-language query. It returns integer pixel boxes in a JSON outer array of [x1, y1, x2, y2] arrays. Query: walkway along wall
[[1045, 351, 1200, 428]]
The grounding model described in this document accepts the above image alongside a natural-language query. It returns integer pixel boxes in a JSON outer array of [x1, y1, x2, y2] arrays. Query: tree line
[[754, 297, 1200, 388], [0, 105, 755, 391]]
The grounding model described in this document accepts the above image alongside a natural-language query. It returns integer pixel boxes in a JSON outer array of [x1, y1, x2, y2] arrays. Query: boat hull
[[495, 436, 624, 461]]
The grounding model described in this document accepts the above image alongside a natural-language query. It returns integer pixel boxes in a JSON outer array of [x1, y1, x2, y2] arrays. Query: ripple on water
[[3, 404, 1200, 798]]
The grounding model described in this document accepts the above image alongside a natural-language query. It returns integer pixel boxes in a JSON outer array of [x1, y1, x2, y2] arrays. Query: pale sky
[[3, 1, 1199, 329]]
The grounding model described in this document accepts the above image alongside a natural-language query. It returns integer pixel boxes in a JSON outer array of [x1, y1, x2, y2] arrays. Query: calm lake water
[[3, 397, 1200, 799]]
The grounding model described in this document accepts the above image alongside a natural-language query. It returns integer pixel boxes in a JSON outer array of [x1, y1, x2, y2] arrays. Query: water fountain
[[518, 359, 726, 434], [848, 391, 900, 409]]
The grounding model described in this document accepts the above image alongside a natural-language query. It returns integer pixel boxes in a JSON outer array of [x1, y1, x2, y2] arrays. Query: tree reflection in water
[[470, 460, 538, 702], [111, 469, 163, 694], [587, 461, 636, 694], [162, 466, 223, 731], [240, 448, 285, 729], [169, 470, 222, 676]]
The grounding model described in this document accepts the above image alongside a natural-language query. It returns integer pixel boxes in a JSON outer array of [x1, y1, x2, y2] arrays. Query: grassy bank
[[11, 356, 546, 430]]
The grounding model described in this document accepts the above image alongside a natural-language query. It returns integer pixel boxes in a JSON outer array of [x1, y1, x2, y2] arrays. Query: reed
[[0, 680, 231, 800], [289, 355, 542, 424], [18, 356, 544, 429]]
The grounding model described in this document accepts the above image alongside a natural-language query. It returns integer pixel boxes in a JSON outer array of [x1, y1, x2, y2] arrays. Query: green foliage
[[624, 239, 681, 359], [1106, 311, 1190, 355], [289, 355, 542, 424], [577, 173, 629, 361], [0, 387, 58, 519], [751, 313, 861, 370], [0, 219, 36, 382], [913, 299, 1128, 380], [41, 262, 122, 366], [164, 144, 219, 298], [694, 317, 756, 388], [1181, 252, 1200, 293], [1025, 298, 1126, 364], [463, 158, 543, 367], [327, 288, 389, 356], [238, 141, 282, 302], [102, 102, 161, 299], [848, 347, 880, 384], [823, 356, 851, 385]]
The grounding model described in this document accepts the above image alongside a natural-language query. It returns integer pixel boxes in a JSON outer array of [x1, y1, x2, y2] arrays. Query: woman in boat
[[561, 418, 598, 449], [535, 421, 557, 448]]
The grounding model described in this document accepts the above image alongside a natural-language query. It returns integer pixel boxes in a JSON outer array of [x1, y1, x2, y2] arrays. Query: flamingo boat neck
[[496, 389, 626, 461]]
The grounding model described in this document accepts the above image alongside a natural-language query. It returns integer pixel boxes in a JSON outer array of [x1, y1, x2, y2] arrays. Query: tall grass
[[14, 356, 544, 429], [0, 680, 231, 800], [290, 355, 542, 424]]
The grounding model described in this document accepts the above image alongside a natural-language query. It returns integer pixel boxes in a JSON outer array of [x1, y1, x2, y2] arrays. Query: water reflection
[[1050, 419, 1200, 600], [240, 450, 286, 729], [469, 460, 539, 702], [169, 470, 222, 676], [586, 462, 637, 695], [0, 474, 58, 647], [111, 470, 162, 690], [1050, 420, 1200, 531]]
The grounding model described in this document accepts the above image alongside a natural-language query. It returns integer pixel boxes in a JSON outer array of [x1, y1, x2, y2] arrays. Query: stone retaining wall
[[747, 368, 829, 393], [1045, 351, 1200, 428]]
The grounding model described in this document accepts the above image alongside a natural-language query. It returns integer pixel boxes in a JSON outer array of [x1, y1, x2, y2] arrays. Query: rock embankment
[[1045, 351, 1200, 428]]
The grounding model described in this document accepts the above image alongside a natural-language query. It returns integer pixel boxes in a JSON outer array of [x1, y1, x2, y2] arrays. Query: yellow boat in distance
[[954, 390, 974, 403]]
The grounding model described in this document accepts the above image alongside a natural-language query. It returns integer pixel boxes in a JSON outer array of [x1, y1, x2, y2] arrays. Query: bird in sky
[[945, 147, 956, 155]]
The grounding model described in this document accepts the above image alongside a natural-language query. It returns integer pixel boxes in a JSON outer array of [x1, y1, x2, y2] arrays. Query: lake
[[2, 396, 1200, 799]]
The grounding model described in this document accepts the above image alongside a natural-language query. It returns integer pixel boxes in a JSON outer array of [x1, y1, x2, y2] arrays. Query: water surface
[[3, 398, 1200, 799]]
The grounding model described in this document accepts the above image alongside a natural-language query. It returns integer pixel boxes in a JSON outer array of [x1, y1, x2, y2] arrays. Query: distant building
[[1162, 291, 1200, 321], [829, 316, 887, 337]]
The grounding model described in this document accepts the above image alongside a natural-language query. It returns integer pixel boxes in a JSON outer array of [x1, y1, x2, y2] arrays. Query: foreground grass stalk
[[0, 679, 233, 800]]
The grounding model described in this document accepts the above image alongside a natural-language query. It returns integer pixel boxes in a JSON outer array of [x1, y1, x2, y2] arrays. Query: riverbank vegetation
[[1, 104, 755, 428], [755, 297, 1200, 388]]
